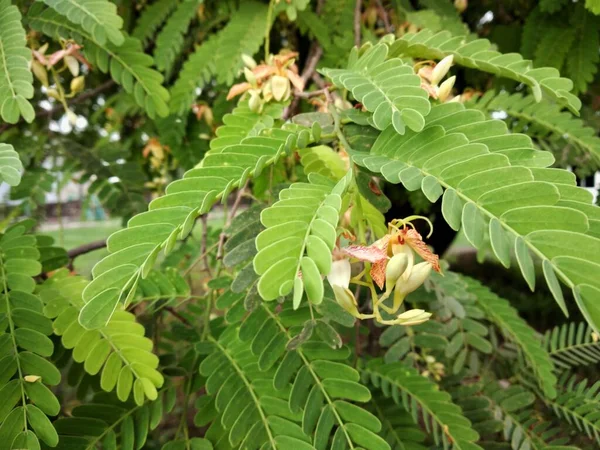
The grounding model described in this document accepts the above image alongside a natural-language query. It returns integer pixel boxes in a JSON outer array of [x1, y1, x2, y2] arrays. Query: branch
[[285, 44, 323, 118], [0, 79, 116, 134], [216, 182, 248, 260], [354, 0, 362, 47], [374, 0, 391, 33], [66, 238, 107, 271], [67, 239, 107, 259], [164, 306, 192, 326]]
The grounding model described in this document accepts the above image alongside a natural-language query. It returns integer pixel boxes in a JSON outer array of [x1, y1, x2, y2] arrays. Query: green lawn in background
[[43, 220, 121, 276], [42, 213, 225, 277]]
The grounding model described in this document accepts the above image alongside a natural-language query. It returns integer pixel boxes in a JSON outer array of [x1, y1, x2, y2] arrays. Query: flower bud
[[394, 308, 432, 326], [241, 53, 257, 69], [454, 0, 467, 13], [399, 262, 432, 293], [46, 88, 60, 100], [430, 55, 454, 86], [70, 75, 85, 94], [271, 75, 290, 102], [66, 109, 78, 125], [32, 61, 49, 87], [385, 253, 408, 293], [332, 285, 360, 317], [64, 55, 79, 77], [244, 67, 257, 87], [262, 81, 273, 102], [327, 259, 351, 289], [393, 262, 432, 307], [248, 90, 262, 113], [437, 75, 455, 102]]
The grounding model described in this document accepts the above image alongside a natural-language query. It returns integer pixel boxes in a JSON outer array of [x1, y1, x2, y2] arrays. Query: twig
[[183, 241, 219, 277], [0, 80, 116, 134], [285, 44, 324, 118], [200, 215, 212, 277], [300, 45, 323, 86], [354, 0, 362, 47], [374, 0, 391, 33], [67, 239, 107, 270], [293, 86, 335, 99], [312, 73, 341, 105], [67, 239, 107, 259], [164, 306, 192, 326], [216, 182, 248, 260]]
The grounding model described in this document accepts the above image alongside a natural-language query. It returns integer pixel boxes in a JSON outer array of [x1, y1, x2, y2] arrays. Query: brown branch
[[216, 181, 248, 260], [285, 44, 324, 119], [66, 238, 107, 271], [200, 215, 212, 277], [374, 0, 391, 33], [164, 306, 192, 326], [67, 239, 107, 259], [0, 79, 116, 134], [354, 0, 362, 47]]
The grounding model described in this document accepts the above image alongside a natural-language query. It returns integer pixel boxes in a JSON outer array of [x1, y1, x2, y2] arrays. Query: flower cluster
[[417, 55, 456, 102], [328, 217, 440, 326], [226, 51, 304, 112]]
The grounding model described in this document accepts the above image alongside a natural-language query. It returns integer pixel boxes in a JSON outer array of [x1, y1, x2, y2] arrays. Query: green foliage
[[548, 373, 600, 446], [566, 5, 600, 94], [470, 90, 600, 166], [154, 0, 201, 77], [322, 43, 431, 135], [0, 0, 34, 124], [222, 301, 387, 450], [1, 2, 600, 449], [39, 0, 125, 46], [28, 4, 170, 118], [545, 321, 600, 368], [131, 0, 178, 45], [40, 269, 164, 404], [82, 115, 315, 329], [0, 144, 23, 187], [368, 394, 427, 450], [484, 382, 574, 450], [540, 0, 568, 13], [347, 101, 600, 332], [213, 1, 269, 85], [464, 277, 557, 399], [51, 389, 177, 449], [388, 30, 582, 114], [168, 36, 218, 115], [363, 359, 483, 450], [199, 326, 316, 450], [0, 221, 60, 449], [255, 171, 352, 303]]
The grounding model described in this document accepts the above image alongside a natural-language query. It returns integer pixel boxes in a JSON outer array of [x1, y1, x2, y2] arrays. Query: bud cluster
[[226, 52, 304, 113], [417, 55, 457, 103]]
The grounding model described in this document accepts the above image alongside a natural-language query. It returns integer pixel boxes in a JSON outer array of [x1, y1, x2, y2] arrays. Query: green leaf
[[515, 237, 535, 292], [26, 405, 58, 447], [322, 44, 430, 135], [79, 288, 121, 330], [255, 172, 352, 303], [39, 0, 124, 45], [389, 29, 581, 114], [0, 144, 24, 187], [0, 0, 34, 124]]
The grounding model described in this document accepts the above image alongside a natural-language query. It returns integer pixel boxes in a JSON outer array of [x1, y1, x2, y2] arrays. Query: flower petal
[[370, 259, 387, 290], [399, 228, 441, 272], [327, 259, 351, 288], [343, 243, 387, 263]]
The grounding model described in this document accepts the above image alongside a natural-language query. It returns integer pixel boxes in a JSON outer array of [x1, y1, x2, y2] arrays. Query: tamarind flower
[[327, 259, 360, 318], [394, 309, 432, 326]]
